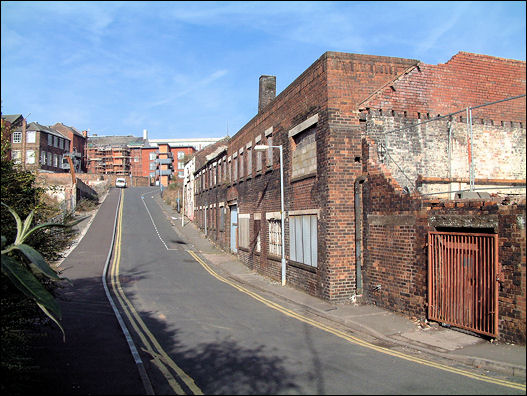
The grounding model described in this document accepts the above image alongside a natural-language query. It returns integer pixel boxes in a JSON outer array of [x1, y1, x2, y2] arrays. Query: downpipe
[[354, 175, 367, 297]]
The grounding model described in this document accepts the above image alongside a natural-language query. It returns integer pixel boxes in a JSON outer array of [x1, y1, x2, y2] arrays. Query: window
[[239, 150, 244, 179], [53, 136, 58, 148], [26, 131, 36, 143], [53, 153, 58, 167], [256, 138, 263, 172], [219, 207, 225, 232], [267, 135, 273, 167], [47, 151, 52, 166], [213, 164, 217, 185], [238, 214, 250, 249], [149, 152, 156, 160], [178, 171, 184, 178], [12, 150, 21, 163], [12, 132, 22, 143], [178, 161, 184, 169], [254, 219, 261, 252], [150, 162, 156, 170], [178, 151, 185, 159], [26, 150, 35, 164], [268, 218, 282, 257], [41, 151, 46, 165], [247, 147, 252, 177], [233, 155, 238, 181], [48, 134, 53, 146], [289, 215, 318, 267], [291, 125, 317, 180]]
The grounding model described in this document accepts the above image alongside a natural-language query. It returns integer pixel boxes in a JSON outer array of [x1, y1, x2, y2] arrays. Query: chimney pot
[[258, 75, 276, 113]]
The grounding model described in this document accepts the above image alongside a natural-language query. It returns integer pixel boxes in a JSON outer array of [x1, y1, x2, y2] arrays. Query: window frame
[[12, 131, 22, 143], [289, 214, 318, 267]]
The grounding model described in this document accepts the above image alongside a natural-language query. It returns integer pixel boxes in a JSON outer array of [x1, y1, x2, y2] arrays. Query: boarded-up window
[[289, 215, 318, 267], [219, 207, 225, 232], [238, 214, 250, 249], [291, 125, 317, 180], [247, 148, 252, 177]]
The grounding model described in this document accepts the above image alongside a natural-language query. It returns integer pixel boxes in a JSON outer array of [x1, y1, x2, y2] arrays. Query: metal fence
[[428, 231, 499, 337]]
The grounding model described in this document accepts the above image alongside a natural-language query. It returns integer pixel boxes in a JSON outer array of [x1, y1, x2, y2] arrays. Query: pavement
[[149, 192, 526, 381]]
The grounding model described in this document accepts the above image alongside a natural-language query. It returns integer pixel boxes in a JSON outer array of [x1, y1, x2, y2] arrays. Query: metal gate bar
[[428, 231, 498, 338]]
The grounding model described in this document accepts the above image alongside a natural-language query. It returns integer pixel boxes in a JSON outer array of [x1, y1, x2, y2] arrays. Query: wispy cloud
[[147, 69, 229, 109]]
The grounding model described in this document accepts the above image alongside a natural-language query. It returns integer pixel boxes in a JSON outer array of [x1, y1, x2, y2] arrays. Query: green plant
[[1, 203, 85, 340]]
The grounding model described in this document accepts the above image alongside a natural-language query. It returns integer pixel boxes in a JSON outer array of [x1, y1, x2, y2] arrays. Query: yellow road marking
[[111, 190, 203, 395], [186, 249, 526, 392]]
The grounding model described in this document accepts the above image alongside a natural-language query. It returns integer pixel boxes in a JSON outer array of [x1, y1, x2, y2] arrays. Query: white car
[[115, 177, 127, 188]]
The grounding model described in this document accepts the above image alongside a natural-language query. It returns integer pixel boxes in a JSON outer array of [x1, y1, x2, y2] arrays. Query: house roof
[[194, 136, 230, 171], [87, 135, 146, 148], [1, 114, 23, 125], [52, 122, 85, 138], [16, 122, 70, 140]]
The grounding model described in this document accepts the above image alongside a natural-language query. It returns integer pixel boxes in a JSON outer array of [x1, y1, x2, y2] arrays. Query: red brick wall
[[195, 51, 422, 300], [362, 52, 526, 124]]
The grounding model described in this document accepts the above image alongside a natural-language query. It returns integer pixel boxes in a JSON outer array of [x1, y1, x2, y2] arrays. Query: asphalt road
[[114, 187, 524, 395]]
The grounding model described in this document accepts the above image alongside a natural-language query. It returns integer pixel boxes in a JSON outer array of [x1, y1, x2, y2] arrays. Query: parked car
[[115, 177, 127, 188]]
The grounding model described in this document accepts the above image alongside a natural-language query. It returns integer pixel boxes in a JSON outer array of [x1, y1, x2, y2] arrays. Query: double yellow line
[[186, 250, 526, 392], [110, 190, 203, 395]]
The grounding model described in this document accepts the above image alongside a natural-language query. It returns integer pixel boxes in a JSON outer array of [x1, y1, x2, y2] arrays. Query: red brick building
[[192, 51, 526, 343]]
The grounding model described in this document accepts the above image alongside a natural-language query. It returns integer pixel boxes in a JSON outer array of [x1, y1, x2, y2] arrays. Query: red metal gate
[[428, 232, 499, 338]]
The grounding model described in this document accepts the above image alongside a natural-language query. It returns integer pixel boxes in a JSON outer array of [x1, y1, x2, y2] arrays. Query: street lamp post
[[254, 144, 286, 286]]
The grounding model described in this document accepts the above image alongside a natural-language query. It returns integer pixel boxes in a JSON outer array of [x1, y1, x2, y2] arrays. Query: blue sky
[[1, 1, 525, 139]]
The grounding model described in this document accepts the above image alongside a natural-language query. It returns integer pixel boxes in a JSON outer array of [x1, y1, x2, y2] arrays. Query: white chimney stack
[[143, 129, 148, 140]]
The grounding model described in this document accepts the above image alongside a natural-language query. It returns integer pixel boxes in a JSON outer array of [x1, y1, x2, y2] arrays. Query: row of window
[[238, 214, 317, 267], [199, 207, 318, 268], [11, 149, 62, 168], [196, 131, 274, 193], [12, 131, 68, 150]]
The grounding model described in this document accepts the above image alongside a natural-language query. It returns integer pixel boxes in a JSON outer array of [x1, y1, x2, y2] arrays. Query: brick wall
[[361, 138, 526, 343], [362, 111, 526, 196], [361, 52, 526, 125], [194, 51, 423, 301]]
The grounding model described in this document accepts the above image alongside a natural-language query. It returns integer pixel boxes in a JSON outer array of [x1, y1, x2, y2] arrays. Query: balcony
[[156, 158, 174, 166]]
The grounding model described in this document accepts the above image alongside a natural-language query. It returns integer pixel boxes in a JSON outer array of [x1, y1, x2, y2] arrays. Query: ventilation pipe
[[355, 175, 367, 296]]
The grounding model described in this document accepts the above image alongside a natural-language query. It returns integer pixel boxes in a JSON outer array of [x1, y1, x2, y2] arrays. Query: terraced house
[[190, 51, 526, 344]]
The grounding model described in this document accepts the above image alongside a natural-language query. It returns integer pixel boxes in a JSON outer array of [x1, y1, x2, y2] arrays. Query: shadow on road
[[23, 274, 300, 395]]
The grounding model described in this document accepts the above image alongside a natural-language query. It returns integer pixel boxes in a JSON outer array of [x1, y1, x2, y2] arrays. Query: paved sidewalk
[[154, 194, 526, 381]]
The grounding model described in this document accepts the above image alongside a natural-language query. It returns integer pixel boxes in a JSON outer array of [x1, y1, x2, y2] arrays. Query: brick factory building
[[190, 51, 526, 343]]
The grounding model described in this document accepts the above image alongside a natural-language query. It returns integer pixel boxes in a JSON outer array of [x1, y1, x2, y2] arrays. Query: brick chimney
[[258, 75, 276, 113]]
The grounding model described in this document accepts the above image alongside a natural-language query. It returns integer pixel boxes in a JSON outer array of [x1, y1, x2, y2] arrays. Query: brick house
[[191, 51, 526, 343], [51, 122, 88, 172], [1, 114, 25, 161], [9, 121, 71, 173]]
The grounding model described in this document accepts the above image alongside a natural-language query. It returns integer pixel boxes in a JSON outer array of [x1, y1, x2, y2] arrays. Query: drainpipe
[[354, 175, 367, 296]]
